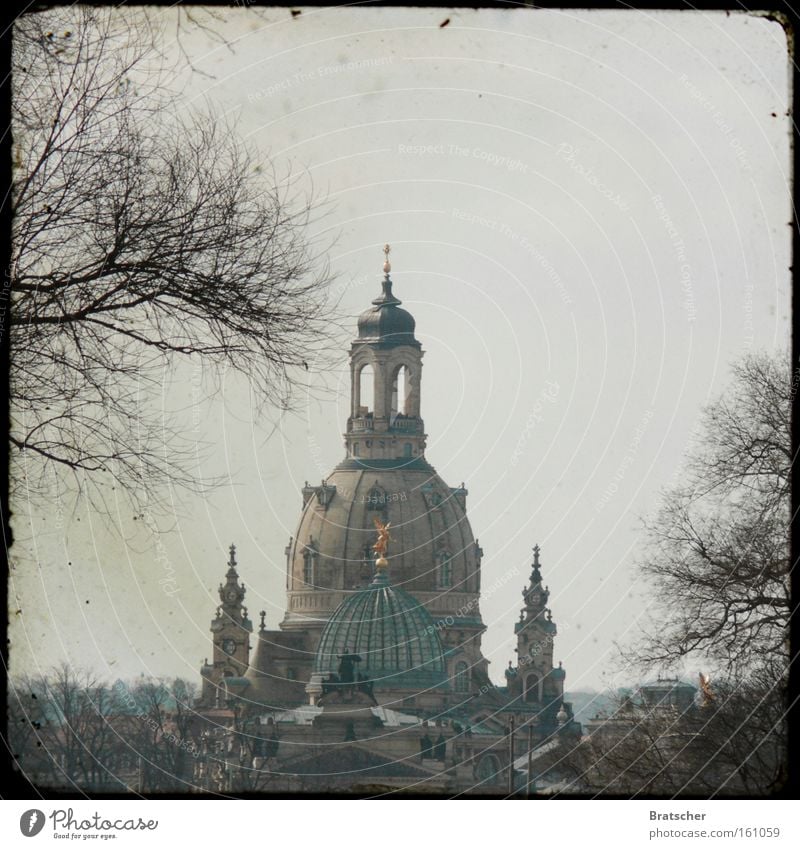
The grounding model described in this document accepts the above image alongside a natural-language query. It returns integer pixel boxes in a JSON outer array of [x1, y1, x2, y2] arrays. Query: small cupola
[[356, 244, 419, 347]]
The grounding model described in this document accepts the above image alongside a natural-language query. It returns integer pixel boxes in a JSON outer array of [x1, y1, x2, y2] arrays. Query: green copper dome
[[314, 568, 447, 691]]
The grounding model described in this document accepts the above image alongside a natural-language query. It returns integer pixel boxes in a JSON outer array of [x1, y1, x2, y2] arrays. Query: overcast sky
[[10, 6, 791, 693]]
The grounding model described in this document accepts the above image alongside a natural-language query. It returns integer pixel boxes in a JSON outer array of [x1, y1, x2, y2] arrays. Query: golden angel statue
[[698, 672, 715, 706], [372, 516, 392, 558]]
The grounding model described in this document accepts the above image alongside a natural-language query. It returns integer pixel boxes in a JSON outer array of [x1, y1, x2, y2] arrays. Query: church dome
[[357, 303, 417, 344], [283, 463, 480, 627], [356, 275, 418, 346], [313, 566, 447, 691], [281, 244, 486, 687]]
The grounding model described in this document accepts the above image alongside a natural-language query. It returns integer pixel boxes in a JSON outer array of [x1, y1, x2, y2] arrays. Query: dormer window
[[454, 661, 469, 692], [366, 486, 387, 511], [302, 544, 318, 587]]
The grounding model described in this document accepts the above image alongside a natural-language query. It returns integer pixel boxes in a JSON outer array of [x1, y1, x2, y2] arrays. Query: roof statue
[[372, 516, 392, 561], [699, 672, 715, 706]]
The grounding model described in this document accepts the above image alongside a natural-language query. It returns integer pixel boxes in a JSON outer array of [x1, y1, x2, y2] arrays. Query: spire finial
[[259, 610, 266, 630], [532, 544, 540, 566], [372, 244, 401, 307], [228, 543, 237, 567]]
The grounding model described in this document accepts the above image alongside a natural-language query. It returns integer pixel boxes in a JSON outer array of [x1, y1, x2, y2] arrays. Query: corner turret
[[505, 545, 566, 707], [200, 544, 253, 706]]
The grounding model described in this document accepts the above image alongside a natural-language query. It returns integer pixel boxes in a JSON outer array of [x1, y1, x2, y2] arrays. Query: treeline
[[8, 666, 200, 792]]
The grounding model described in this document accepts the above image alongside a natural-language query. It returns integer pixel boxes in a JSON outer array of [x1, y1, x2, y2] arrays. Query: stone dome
[[357, 304, 417, 344], [313, 566, 447, 690], [356, 274, 419, 347], [283, 458, 481, 630]]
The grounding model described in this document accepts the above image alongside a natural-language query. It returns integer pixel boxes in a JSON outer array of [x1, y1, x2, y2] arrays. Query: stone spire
[[506, 544, 564, 706], [521, 544, 549, 617], [219, 542, 247, 614], [202, 544, 253, 704], [372, 244, 402, 307]]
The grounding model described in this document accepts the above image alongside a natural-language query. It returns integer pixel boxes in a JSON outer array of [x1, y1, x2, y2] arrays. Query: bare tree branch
[[11, 8, 340, 515], [622, 351, 792, 677]]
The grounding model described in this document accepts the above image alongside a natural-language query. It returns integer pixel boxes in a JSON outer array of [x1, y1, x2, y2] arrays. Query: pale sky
[[9, 7, 791, 693]]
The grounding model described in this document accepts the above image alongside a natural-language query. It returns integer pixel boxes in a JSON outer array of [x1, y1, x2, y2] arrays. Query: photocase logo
[[20, 809, 46, 837]]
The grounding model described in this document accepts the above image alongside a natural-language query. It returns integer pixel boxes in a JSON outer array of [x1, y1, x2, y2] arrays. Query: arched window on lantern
[[356, 362, 375, 416], [390, 364, 411, 417]]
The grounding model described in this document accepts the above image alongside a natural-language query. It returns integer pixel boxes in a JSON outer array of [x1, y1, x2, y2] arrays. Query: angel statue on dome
[[372, 516, 392, 558]]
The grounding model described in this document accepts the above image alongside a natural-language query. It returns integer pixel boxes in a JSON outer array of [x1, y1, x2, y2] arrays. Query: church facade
[[194, 247, 579, 794]]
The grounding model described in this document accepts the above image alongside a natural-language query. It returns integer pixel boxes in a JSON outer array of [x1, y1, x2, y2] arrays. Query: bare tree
[[8, 665, 122, 790], [693, 661, 788, 795], [627, 352, 792, 676], [555, 699, 707, 796], [565, 351, 794, 797], [10, 8, 335, 514], [7, 670, 210, 792], [551, 674, 787, 797], [7, 674, 52, 786], [125, 677, 200, 792]]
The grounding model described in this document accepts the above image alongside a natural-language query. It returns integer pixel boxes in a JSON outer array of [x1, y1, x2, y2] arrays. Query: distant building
[[194, 247, 579, 793], [638, 678, 698, 713], [584, 678, 699, 740], [518, 679, 701, 795]]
